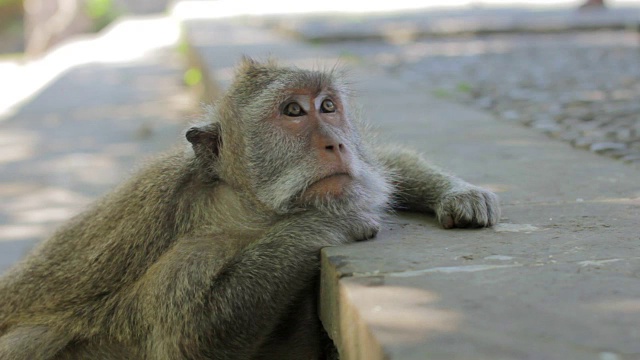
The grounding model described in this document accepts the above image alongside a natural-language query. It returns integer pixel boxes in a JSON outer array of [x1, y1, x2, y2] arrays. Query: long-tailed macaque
[[0, 58, 499, 359]]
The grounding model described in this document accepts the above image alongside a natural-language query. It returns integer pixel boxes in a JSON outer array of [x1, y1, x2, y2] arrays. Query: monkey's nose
[[324, 143, 345, 153]]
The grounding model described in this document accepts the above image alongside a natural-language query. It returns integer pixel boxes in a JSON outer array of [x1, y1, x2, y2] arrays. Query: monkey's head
[[187, 58, 391, 215]]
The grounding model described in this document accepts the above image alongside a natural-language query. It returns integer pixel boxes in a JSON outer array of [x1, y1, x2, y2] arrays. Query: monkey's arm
[[126, 212, 376, 360], [0, 325, 72, 360], [375, 147, 500, 228]]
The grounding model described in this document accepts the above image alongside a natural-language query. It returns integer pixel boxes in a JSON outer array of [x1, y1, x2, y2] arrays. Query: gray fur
[[0, 58, 499, 360]]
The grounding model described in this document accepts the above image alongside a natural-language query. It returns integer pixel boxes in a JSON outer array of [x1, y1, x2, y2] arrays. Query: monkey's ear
[[186, 123, 221, 157]]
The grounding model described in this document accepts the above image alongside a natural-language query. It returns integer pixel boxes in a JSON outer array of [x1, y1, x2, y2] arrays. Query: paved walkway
[[272, 6, 640, 41], [0, 17, 197, 271], [178, 4, 640, 359], [321, 30, 640, 165]]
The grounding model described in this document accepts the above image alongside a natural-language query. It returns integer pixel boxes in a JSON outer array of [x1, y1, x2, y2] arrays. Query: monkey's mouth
[[315, 172, 350, 182], [303, 173, 353, 198]]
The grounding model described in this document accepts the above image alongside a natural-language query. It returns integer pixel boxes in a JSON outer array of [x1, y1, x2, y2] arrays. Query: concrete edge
[[320, 253, 387, 360]]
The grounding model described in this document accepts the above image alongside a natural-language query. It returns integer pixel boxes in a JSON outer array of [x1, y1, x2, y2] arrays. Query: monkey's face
[[207, 60, 391, 215], [245, 86, 390, 215], [276, 91, 353, 199]]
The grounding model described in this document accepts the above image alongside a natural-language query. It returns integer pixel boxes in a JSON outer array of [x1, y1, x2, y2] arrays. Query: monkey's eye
[[283, 102, 305, 117], [321, 99, 336, 113]]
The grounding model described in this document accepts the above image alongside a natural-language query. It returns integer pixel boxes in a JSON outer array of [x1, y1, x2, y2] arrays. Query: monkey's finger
[[470, 192, 490, 227], [440, 214, 455, 229], [453, 198, 475, 228], [354, 229, 378, 242], [483, 191, 501, 227]]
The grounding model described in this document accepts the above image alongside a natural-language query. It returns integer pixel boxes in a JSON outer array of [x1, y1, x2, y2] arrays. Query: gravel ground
[[328, 30, 640, 164]]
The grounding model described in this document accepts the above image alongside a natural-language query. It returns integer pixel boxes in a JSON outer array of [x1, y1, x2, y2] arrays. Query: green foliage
[[86, 0, 111, 18], [456, 81, 473, 93], [432, 88, 451, 98], [338, 50, 362, 63], [0, 0, 22, 25], [0, 0, 23, 54], [307, 38, 321, 46], [184, 67, 202, 87], [177, 38, 190, 56], [85, 0, 120, 32], [433, 82, 474, 99], [0, 0, 21, 7]]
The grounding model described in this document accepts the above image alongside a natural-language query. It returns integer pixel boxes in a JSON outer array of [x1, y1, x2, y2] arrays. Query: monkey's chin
[[301, 174, 352, 202]]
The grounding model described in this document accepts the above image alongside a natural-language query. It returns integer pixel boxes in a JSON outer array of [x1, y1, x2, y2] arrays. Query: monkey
[[0, 57, 500, 360]]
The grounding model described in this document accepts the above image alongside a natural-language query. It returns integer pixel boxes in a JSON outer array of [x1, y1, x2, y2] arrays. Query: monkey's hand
[[435, 184, 500, 229], [347, 212, 380, 242], [303, 210, 380, 245]]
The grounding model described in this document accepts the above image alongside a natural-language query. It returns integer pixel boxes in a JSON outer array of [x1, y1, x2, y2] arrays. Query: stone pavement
[[321, 31, 640, 166], [269, 5, 640, 42], [0, 16, 198, 270], [177, 4, 640, 360]]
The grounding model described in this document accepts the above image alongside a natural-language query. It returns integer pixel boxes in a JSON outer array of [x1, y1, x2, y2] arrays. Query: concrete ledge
[[177, 7, 640, 360], [320, 69, 640, 359]]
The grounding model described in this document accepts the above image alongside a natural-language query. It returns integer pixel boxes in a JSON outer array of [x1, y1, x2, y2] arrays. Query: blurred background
[[0, 0, 173, 56], [0, 0, 639, 270], [0, 0, 636, 57]]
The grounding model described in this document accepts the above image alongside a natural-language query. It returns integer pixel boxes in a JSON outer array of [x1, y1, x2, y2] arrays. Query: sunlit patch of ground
[[0, 15, 198, 272]]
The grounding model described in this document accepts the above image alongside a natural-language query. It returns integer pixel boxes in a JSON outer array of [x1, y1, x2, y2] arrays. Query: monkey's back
[[0, 149, 200, 332]]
